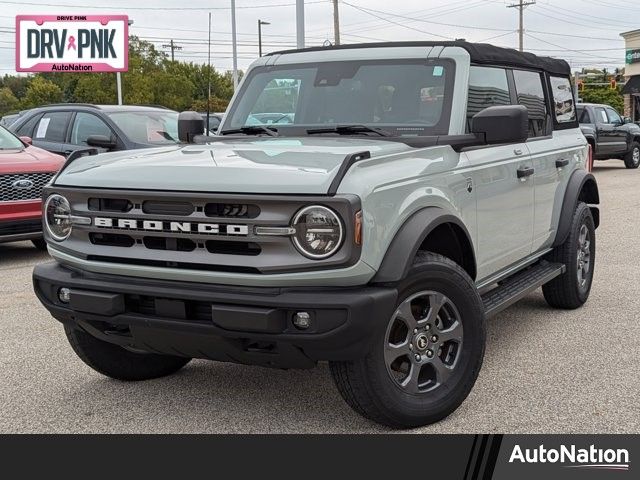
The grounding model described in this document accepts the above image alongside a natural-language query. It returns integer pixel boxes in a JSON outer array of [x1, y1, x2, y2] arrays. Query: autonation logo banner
[[16, 15, 128, 72], [493, 436, 635, 479]]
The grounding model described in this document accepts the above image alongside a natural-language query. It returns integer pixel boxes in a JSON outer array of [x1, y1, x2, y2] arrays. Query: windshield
[[224, 59, 454, 137], [0, 125, 25, 149], [107, 111, 179, 145]]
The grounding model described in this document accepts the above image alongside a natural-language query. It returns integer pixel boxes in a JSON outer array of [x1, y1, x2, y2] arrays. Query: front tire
[[330, 252, 485, 428], [624, 142, 640, 169], [65, 325, 191, 381], [542, 202, 595, 309]]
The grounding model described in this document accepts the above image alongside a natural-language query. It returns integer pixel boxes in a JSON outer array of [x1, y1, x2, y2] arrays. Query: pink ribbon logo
[[67, 35, 77, 50]]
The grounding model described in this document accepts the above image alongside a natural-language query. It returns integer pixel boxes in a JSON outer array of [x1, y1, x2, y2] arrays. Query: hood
[[0, 145, 65, 175], [54, 138, 412, 194]]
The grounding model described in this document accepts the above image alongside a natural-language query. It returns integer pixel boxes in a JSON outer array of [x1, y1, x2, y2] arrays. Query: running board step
[[481, 261, 565, 318]]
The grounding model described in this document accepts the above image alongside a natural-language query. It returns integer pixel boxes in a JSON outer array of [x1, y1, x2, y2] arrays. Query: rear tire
[[543, 202, 595, 309], [31, 238, 47, 251], [65, 325, 191, 381], [624, 142, 640, 169], [330, 252, 485, 428]]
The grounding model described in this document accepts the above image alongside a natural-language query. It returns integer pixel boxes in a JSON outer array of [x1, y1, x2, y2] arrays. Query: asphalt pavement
[[1, 161, 639, 433]]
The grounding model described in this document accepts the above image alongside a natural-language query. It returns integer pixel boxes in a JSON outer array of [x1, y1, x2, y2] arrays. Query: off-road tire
[[542, 202, 595, 309], [65, 325, 191, 381], [330, 252, 486, 429], [624, 142, 640, 169], [31, 238, 47, 251]]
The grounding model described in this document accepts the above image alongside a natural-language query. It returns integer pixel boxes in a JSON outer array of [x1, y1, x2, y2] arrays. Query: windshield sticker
[[35, 117, 50, 138], [433, 66, 444, 77]]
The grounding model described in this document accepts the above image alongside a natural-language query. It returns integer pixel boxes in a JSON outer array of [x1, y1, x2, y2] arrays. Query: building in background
[[621, 29, 640, 122]]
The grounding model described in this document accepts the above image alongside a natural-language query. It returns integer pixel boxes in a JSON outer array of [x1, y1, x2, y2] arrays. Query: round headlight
[[44, 194, 72, 241], [292, 205, 343, 259]]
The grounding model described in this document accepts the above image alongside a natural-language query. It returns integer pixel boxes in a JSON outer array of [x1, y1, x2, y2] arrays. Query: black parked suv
[[577, 103, 640, 169], [9, 104, 179, 157]]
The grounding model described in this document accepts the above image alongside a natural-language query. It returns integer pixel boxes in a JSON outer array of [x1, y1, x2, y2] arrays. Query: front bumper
[[33, 262, 397, 369]]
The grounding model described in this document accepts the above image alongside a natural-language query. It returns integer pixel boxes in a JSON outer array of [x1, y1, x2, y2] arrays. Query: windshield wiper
[[220, 125, 279, 137], [306, 124, 392, 137]]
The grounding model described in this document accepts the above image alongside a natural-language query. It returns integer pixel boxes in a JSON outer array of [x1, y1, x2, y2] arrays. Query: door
[[593, 106, 618, 157], [67, 112, 117, 155], [464, 66, 535, 279], [604, 106, 629, 156], [31, 111, 72, 156]]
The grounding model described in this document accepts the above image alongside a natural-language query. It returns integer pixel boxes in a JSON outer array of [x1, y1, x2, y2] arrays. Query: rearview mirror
[[86, 134, 117, 149], [178, 111, 206, 143], [471, 105, 528, 145]]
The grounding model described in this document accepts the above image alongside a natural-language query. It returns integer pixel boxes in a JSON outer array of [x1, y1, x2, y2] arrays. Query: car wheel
[[330, 252, 486, 428], [31, 238, 48, 251], [543, 202, 595, 309], [624, 142, 640, 169], [65, 325, 191, 381]]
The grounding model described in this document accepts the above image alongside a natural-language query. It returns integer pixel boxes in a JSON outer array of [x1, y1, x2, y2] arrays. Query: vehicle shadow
[[0, 241, 50, 266]]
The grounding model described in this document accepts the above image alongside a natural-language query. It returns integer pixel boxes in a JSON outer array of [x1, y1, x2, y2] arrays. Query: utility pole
[[117, 18, 134, 105], [296, 0, 305, 49], [507, 0, 535, 52], [162, 39, 182, 61], [206, 12, 211, 132], [231, 0, 238, 89], [332, 0, 340, 46]]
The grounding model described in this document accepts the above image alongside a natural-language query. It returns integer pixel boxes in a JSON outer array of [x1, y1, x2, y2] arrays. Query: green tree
[[0, 87, 20, 115], [21, 76, 63, 108], [74, 74, 116, 104], [581, 87, 624, 113]]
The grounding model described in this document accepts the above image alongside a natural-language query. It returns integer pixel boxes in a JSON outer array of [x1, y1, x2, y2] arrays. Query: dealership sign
[[626, 49, 640, 65], [16, 15, 128, 72]]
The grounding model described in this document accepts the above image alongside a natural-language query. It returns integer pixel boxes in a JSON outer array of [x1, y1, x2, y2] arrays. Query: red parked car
[[0, 126, 64, 250]]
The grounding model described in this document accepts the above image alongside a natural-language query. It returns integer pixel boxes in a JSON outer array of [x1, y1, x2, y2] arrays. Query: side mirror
[[178, 111, 206, 143], [623, 116, 633, 124], [471, 105, 528, 145], [86, 134, 117, 149], [19, 136, 32, 145]]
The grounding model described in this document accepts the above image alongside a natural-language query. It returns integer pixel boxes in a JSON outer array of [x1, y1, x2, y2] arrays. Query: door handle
[[514, 148, 523, 156], [555, 159, 569, 168], [517, 166, 535, 179]]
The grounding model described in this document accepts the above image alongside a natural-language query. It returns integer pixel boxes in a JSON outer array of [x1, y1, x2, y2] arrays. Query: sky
[[0, 0, 636, 75]]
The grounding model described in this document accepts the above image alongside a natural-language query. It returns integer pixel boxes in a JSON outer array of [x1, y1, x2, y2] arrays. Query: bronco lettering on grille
[[93, 217, 249, 236]]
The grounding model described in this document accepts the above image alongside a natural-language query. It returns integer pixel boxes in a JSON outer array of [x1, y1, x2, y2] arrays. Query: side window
[[70, 112, 113, 145], [577, 108, 591, 123], [34, 111, 72, 142], [466, 66, 510, 129], [14, 114, 41, 137], [605, 107, 622, 125], [594, 107, 608, 123], [549, 76, 576, 123], [513, 69, 548, 137]]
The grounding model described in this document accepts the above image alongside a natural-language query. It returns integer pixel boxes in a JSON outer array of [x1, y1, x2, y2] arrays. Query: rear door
[[464, 66, 535, 279], [593, 106, 617, 157], [31, 111, 72, 156]]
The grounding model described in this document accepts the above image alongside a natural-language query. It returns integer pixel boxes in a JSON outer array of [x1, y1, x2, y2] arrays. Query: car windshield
[[0, 125, 25, 149], [224, 59, 454, 137], [107, 110, 179, 145]]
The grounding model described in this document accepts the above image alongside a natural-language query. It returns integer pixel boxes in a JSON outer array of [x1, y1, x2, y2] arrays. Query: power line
[[0, 0, 326, 10]]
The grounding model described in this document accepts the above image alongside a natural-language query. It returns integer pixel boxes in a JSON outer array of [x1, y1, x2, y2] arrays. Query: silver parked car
[[33, 41, 599, 428]]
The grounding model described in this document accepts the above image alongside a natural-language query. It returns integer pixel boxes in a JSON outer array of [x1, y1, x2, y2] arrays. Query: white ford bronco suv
[[33, 41, 599, 428]]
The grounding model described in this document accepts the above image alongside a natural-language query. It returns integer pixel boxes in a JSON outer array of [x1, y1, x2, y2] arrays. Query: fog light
[[58, 287, 71, 303], [293, 311, 311, 330]]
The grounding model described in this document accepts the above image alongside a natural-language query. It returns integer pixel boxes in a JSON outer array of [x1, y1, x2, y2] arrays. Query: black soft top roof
[[267, 41, 570, 76]]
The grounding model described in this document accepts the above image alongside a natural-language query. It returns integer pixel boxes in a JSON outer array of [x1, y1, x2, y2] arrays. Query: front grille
[[0, 172, 54, 202], [0, 219, 42, 236]]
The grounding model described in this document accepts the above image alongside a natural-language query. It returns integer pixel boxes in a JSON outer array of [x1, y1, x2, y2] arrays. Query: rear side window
[[549, 76, 576, 123], [466, 66, 511, 128], [594, 107, 608, 123], [513, 70, 548, 137], [14, 113, 41, 137], [34, 111, 72, 142]]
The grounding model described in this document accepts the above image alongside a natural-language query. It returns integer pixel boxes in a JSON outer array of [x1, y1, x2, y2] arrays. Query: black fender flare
[[372, 207, 476, 283], [553, 169, 600, 247]]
